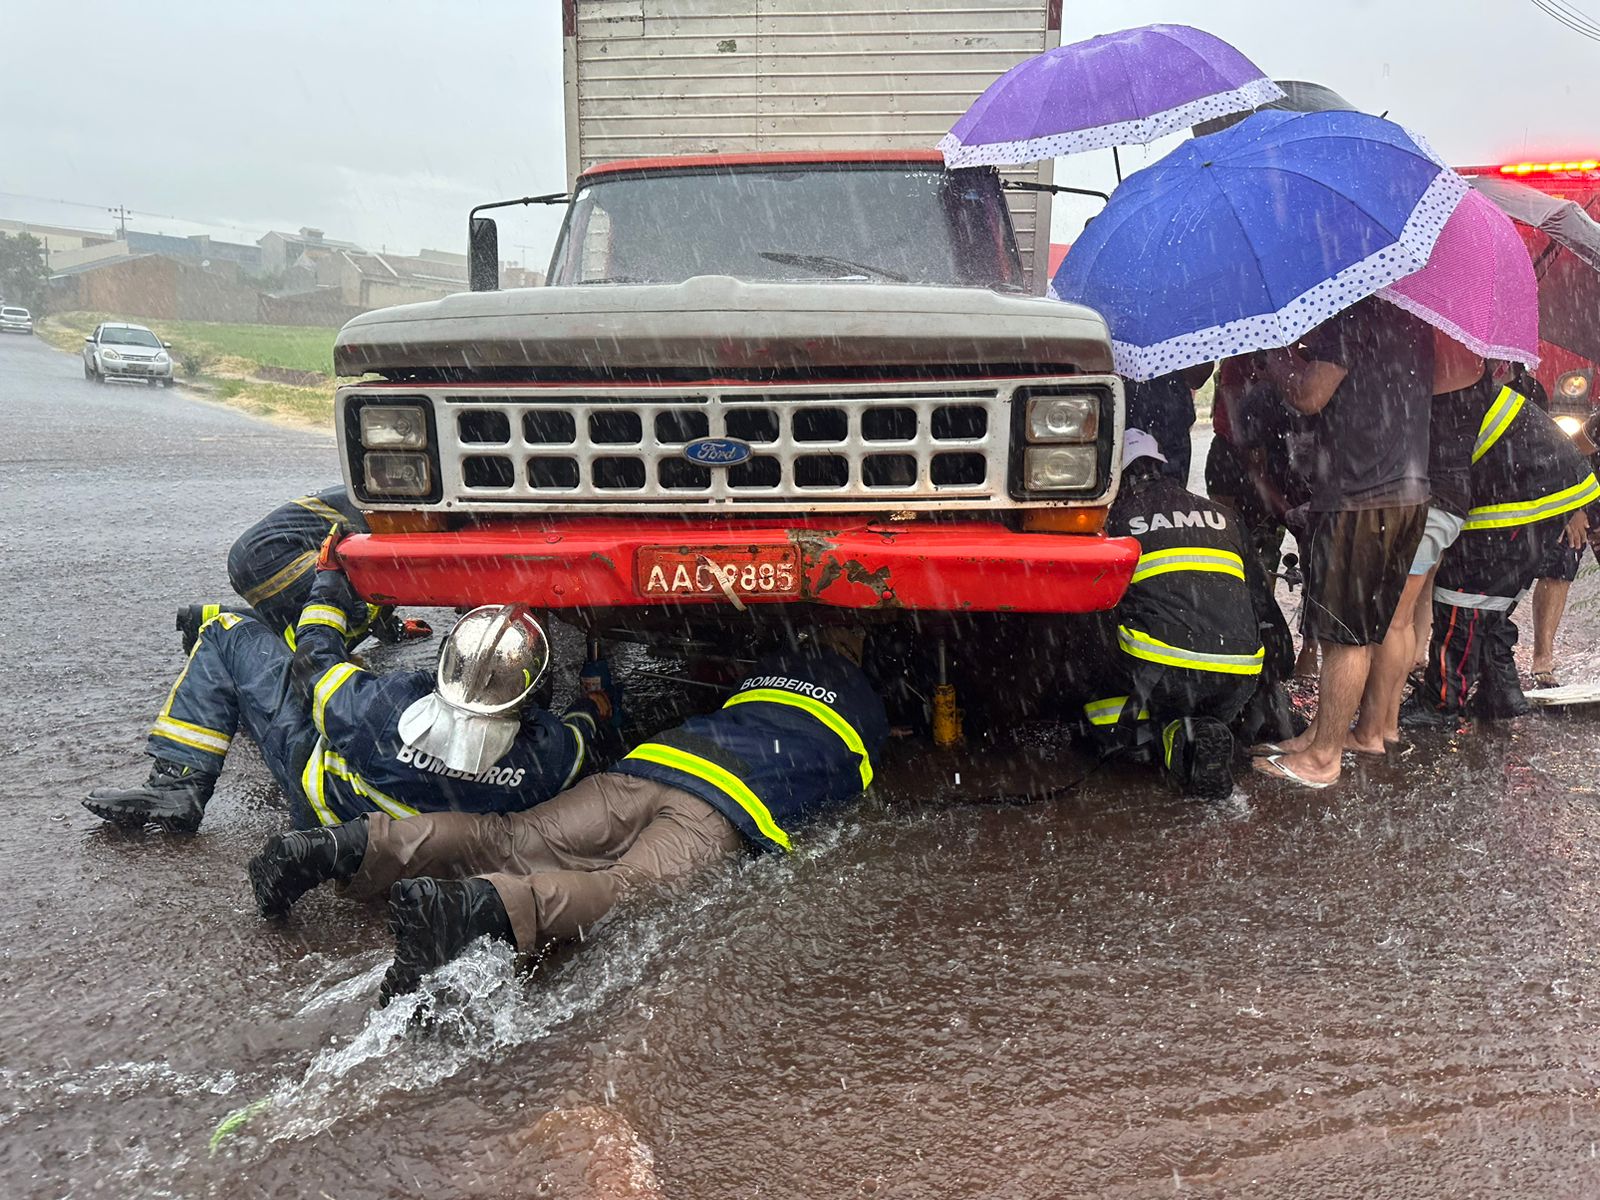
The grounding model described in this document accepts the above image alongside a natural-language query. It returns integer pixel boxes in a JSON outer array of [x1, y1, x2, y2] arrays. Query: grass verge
[[36, 311, 338, 431]]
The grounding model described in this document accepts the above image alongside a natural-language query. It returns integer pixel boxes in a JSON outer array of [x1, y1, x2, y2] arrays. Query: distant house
[[330, 248, 470, 308], [258, 227, 362, 275], [0, 219, 114, 258], [126, 231, 261, 273]]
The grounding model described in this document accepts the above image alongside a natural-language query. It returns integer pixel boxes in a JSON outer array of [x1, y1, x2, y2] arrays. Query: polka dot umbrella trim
[[1049, 109, 1471, 382]]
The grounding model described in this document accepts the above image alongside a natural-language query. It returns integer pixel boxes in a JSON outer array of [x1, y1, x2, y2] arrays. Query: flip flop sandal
[[1247, 742, 1287, 757], [1531, 671, 1561, 690], [1252, 754, 1333, 789]]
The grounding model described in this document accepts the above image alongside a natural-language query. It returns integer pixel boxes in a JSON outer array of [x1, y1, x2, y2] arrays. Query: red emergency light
[[1497, 159, 1600, 177]]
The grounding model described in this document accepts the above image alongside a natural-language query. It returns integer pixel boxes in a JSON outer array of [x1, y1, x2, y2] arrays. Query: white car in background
[[83, 322, 174, 386], [0, 306, 33, 334]]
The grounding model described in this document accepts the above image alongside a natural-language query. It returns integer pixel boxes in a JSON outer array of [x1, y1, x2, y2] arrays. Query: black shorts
[[1302, 503, 1429, 646], [1536, 525, 1589, 583]]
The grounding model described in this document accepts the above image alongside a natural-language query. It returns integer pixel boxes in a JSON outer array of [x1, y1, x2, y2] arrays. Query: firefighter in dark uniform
[[85, 550, 610, 836], [176, 486, 427, 652], [1410, 369, 1600, 721], [1085, 430, 1284, 799], [247, 631, 888, 1004]]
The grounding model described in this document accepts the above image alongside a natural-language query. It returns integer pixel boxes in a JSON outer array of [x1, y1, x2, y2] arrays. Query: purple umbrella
[[939, 24, 1284, 168]]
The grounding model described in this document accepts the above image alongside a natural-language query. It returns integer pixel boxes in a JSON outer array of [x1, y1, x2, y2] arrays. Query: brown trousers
[[343, 773, 743, 950]]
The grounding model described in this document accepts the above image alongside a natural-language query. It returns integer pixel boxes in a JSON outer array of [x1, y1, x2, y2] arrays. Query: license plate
[[637, 545, 801, 599]]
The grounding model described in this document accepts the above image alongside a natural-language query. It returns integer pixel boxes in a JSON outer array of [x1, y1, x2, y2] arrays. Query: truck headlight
[[1024, 446, 1098, 490], [1026, 395, 1099, 443], [363, 451, 433, 497], [1557, 414, 1585, 436], [360, 404, 429, 449], [1558, 371, 1590, 400]]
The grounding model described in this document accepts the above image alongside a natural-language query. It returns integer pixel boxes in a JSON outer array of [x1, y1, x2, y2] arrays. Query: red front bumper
[[338, 517, 1137, 613]]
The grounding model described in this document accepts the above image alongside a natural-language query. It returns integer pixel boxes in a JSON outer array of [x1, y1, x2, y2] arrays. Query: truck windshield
[[547, 165, 1023, 289]]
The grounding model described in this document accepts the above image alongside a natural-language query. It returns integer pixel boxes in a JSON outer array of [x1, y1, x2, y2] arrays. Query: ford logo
[[682, 437, 753, 467]]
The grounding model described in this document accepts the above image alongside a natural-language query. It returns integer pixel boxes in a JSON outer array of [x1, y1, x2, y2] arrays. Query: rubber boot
[[248, 817, 369, 918], [176, 603, 258, 654], [1470, 609, 1531, 719], [379, 877, 515, 1005], [1163, 716, 1236, 801], [83, 759, 216, 833]]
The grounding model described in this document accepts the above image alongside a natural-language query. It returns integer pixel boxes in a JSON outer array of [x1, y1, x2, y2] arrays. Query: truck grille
[[340, 378, 1118, 515]]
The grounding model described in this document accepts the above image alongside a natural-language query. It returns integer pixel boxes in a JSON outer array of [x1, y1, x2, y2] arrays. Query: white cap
[[1123, 427, 1167, 468]]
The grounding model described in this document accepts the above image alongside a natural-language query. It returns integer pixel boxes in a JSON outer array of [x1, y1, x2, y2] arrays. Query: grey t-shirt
[[1297, 297, 1434, 512]]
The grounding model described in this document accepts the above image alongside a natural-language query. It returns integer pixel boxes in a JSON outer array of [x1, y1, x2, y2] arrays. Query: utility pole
[[108, 204, 130, 239]]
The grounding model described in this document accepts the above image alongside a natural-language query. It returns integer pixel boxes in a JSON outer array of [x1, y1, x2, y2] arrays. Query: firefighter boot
[[83, 759, 217, 833], [248, 817, 370, 918], [1158, 717, 1236, 800], [379, 877, 515, 1005], [176, 604, 258, 654], [1470, 610, 1532, 719]]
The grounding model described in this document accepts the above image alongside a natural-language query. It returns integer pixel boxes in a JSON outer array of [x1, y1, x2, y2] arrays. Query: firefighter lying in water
[[1083, 430, 1291, 800], [84, 546, 612, 835], [174, 486, 430, 653], [247, 629, 889, 1005]]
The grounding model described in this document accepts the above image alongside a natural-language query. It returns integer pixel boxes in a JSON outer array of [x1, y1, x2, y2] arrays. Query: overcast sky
[[2, 0, 1595, 268]]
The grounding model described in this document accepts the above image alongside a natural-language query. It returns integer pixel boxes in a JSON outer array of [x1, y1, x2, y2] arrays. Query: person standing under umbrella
[[1253, 296, 1476, 787]]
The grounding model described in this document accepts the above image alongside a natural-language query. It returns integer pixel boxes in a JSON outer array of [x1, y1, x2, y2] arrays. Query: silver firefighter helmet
[[397, 605, 551, 774]]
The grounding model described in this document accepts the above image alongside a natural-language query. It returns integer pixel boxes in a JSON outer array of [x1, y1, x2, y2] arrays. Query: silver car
[[83, 322, 174, 386], [0, 306, 33, 334]]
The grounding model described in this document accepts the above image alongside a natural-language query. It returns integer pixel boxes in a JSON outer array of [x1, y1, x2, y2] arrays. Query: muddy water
[[6, 335, 1600, 1198]]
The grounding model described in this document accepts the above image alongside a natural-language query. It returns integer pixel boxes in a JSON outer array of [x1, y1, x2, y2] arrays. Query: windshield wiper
[[758, 252, 908, 282]]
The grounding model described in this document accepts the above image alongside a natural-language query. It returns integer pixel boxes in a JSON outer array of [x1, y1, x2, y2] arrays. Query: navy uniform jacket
[[228, 487, 368, 635], [1105, 468, 1268, 679], [1452, 375, 1600, 529], [614, 650, 889, 853], [289, 568, 599, 823]]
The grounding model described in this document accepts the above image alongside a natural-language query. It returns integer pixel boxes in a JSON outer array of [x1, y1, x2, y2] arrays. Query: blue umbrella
[[1050, 109, 1470, 380]]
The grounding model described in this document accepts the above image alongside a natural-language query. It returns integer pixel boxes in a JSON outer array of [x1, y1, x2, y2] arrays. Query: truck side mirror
[[469, 216, 500, 292]]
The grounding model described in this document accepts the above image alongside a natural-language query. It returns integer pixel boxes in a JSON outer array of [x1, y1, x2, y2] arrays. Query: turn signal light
[[1022, 506, 1108, 534], [365, 511, 453, 534]]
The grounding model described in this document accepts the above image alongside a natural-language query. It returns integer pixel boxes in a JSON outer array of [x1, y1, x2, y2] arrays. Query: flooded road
[[5, 332, 1600, 1198]]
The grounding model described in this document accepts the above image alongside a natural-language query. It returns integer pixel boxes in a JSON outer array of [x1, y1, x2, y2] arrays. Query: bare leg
[[1411, 565, 1437, 668], [1530, 577, 1570, 678], [1256, 641, 1373, 785], [1352, 572, 1428, 749]]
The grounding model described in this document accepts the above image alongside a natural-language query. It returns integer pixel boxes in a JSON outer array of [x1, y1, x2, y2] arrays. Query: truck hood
[[334, 276, 1113, 376]]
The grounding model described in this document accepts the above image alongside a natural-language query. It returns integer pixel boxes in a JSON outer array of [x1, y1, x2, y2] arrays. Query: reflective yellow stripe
[[625, 742, 793, 851], [300, 739, 338, 826], [292, 495, 348, 524], [297, 604, 348, 634], [1117, 625, 1264, 675], [153, 714, 232, 746], [322, 750, 417, 818], [1463, 473, 1600, 531], [1162, 720, 1182, 770], [150, 717, 231, 757], [1472, 386, 1524, 464], [312, 662, 362, 736], [1130, 547, 1245, 585], [1083, 695, 1150, 726], [201, 603, 221, 624], [155, 613, 245, 734], [723, 687, 874, 789], [240, 549, 318, 608]]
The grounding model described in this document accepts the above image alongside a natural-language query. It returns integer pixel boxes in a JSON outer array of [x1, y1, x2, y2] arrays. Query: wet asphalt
[[5, 329, 1600, 1199]]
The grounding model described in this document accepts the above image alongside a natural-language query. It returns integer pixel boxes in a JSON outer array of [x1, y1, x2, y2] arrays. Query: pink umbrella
[[1379, 188, 1541, 365]]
